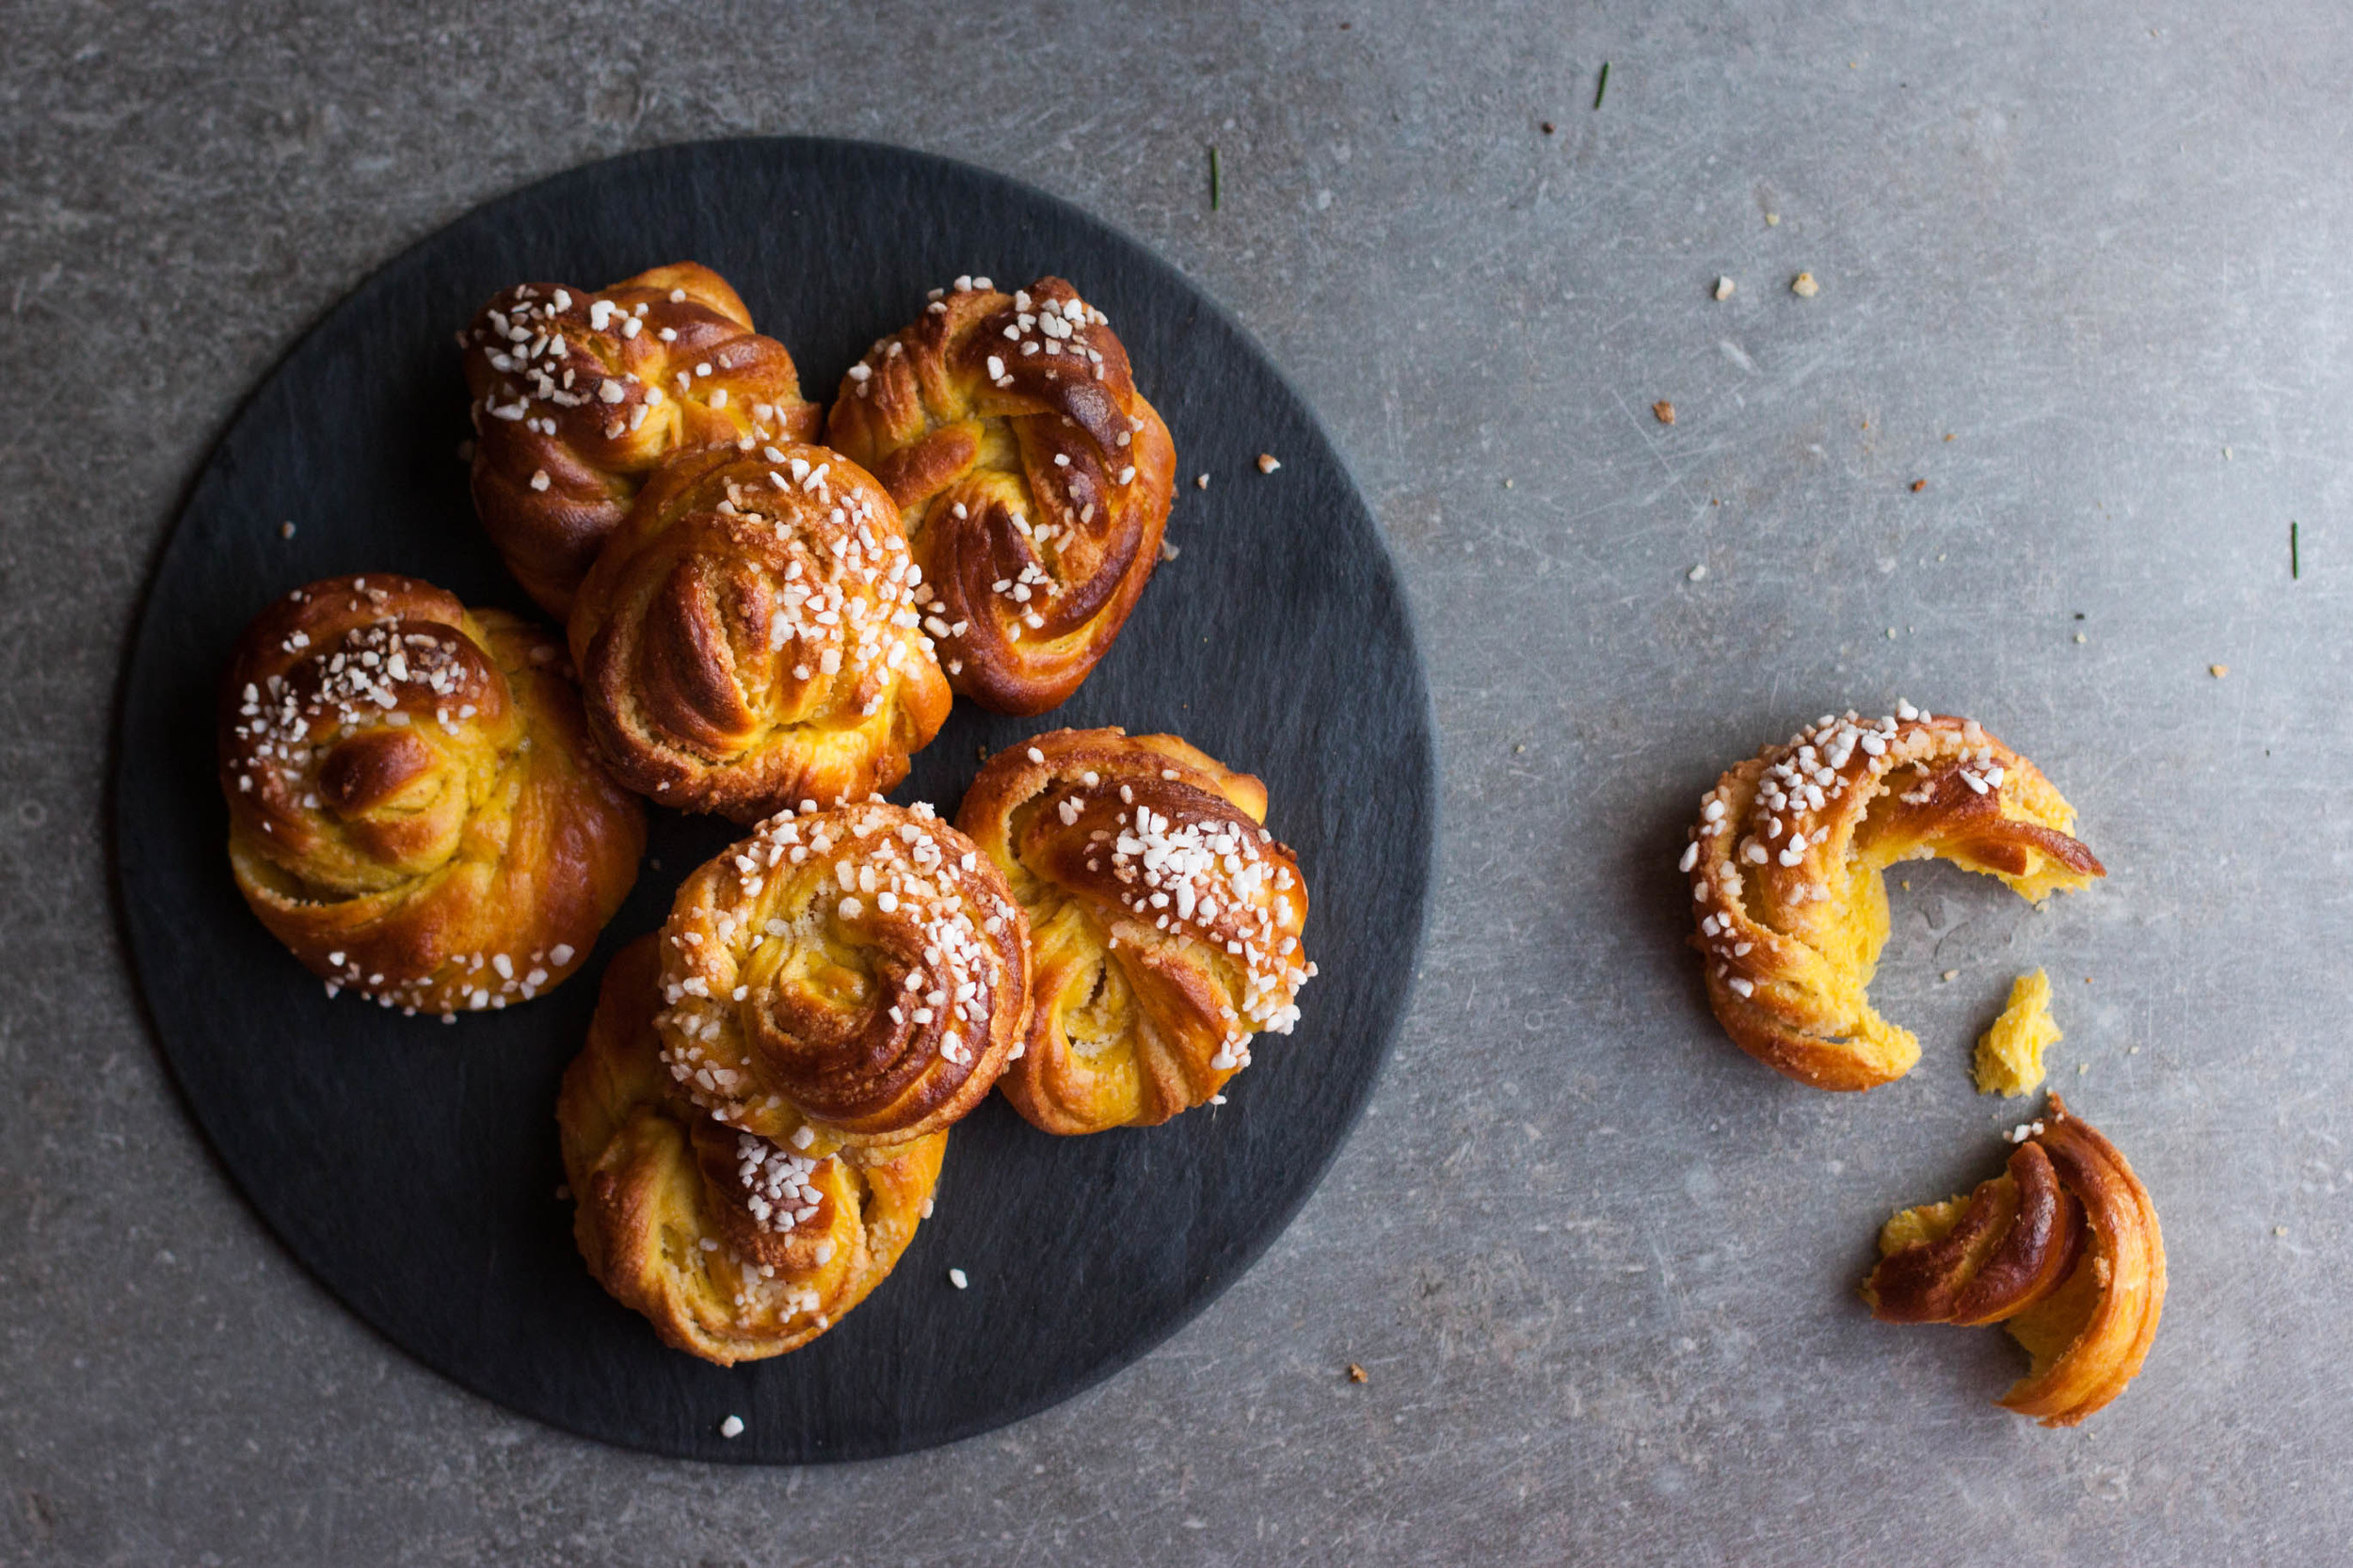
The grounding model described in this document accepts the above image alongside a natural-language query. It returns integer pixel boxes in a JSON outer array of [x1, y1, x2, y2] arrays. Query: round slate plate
[[113, 136, 1433, 1464]]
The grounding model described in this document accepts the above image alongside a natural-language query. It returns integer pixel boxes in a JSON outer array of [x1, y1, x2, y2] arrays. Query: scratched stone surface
[[3, 1, 2348, 1562]]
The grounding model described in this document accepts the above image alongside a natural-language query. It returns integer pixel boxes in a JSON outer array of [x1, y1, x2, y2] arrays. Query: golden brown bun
[[560, 936, 945, 1365], [824, 275, 1176, 715], [568, 443, 952, 822], [955, 728, 1313, 1134], [218, 574, 645, 1016], [1863, 1096, 2165, 1427], [654, 799, 1030, 1150], [1684, 705, 2104, 1091], [461, 263, 822, 617]]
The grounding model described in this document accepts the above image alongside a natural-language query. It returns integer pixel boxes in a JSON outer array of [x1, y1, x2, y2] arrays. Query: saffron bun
[[560, 936, 945, 1365], [654, 798, 1030, 1151], [1683, 704, 2104, 1091], [461, 262, 821, 617], [218, 574, 643, 1017], [954, 728, 1314, 1134], [824, 274, 1176, 715], [1864, 1096, 2165, 1427], [567, 442, 951, 822]]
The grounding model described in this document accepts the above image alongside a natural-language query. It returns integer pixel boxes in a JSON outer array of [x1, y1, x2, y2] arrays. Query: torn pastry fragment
[[1975, 968, 2062, 1096], [1863, 1096, 2164, 1428], [1683, 704, 2104, 1091]]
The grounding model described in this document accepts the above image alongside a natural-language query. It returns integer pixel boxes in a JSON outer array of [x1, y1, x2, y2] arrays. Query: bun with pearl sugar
[[560, 936, 945, 1365], [461, 262, 821, 618], [1863, 1096, 2164, 1426], [567, 442, 952, 823], [1683, 703, 2104, 1091], [824, 274, 1177, 716], [217, 574, 644, 1016], [655, 798, 1030, 1150], [954, 728, 1314, 1135]]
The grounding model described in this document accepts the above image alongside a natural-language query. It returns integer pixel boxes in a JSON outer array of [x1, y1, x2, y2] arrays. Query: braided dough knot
[[826, 275, 1176, 715]]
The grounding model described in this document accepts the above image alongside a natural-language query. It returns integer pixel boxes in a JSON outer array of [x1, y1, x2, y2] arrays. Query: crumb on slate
[[1791, 272, 1819, 297], [1653, 400, 1676, 424], [1346, 1364, 1369, 1384]]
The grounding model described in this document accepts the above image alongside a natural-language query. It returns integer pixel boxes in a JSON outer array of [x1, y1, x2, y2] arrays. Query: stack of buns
[[216, 264, 1316, 1365]]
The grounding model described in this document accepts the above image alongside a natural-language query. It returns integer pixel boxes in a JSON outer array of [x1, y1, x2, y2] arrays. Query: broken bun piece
[[1863, 1096, 2165, 1427], [1683, 704, 2103, 1091]]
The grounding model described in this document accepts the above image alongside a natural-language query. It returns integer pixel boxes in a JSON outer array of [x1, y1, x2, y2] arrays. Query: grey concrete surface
[[4, 1, 2349, 1562]]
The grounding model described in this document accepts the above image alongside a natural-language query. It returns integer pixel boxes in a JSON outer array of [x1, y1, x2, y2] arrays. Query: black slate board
[[112, 137, 1434, 1464]]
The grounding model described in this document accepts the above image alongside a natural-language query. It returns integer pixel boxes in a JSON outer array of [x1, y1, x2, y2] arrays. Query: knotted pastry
[[655, 798, 1030, 1149], [1864, 1096, 2165, 1427], [824, 274, 1177, 715], [462, 262, 821, 617], [955, 728, 1315, 1134], [560, 936, 945, 1365], [218, 574, 644, 1016], [568, 443, 952, 821], [1683, 703, 2105, 1091]]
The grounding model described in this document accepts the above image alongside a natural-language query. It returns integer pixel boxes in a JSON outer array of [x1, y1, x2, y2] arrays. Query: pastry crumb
[[1346, 1364, 1369, 1384], [1195, 472, 1209, 489], [1976, 969, 2060, 1096], [2210, 664, 2229, 679], [1940, 969, 1960, 983], [719, 1415, 744, 1438], [948, 1267, 969, 1289], [1160, 539, 1181, 562], [1653, 400, 1676, 424], [279, 520, 296, 539], [1714, 276, 1736, 300], [1791, 272, 1819, 297], [1686, 563, 1707, 582], [1256, 453, 1281, 473], [1910, 479, 1927, 492]]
